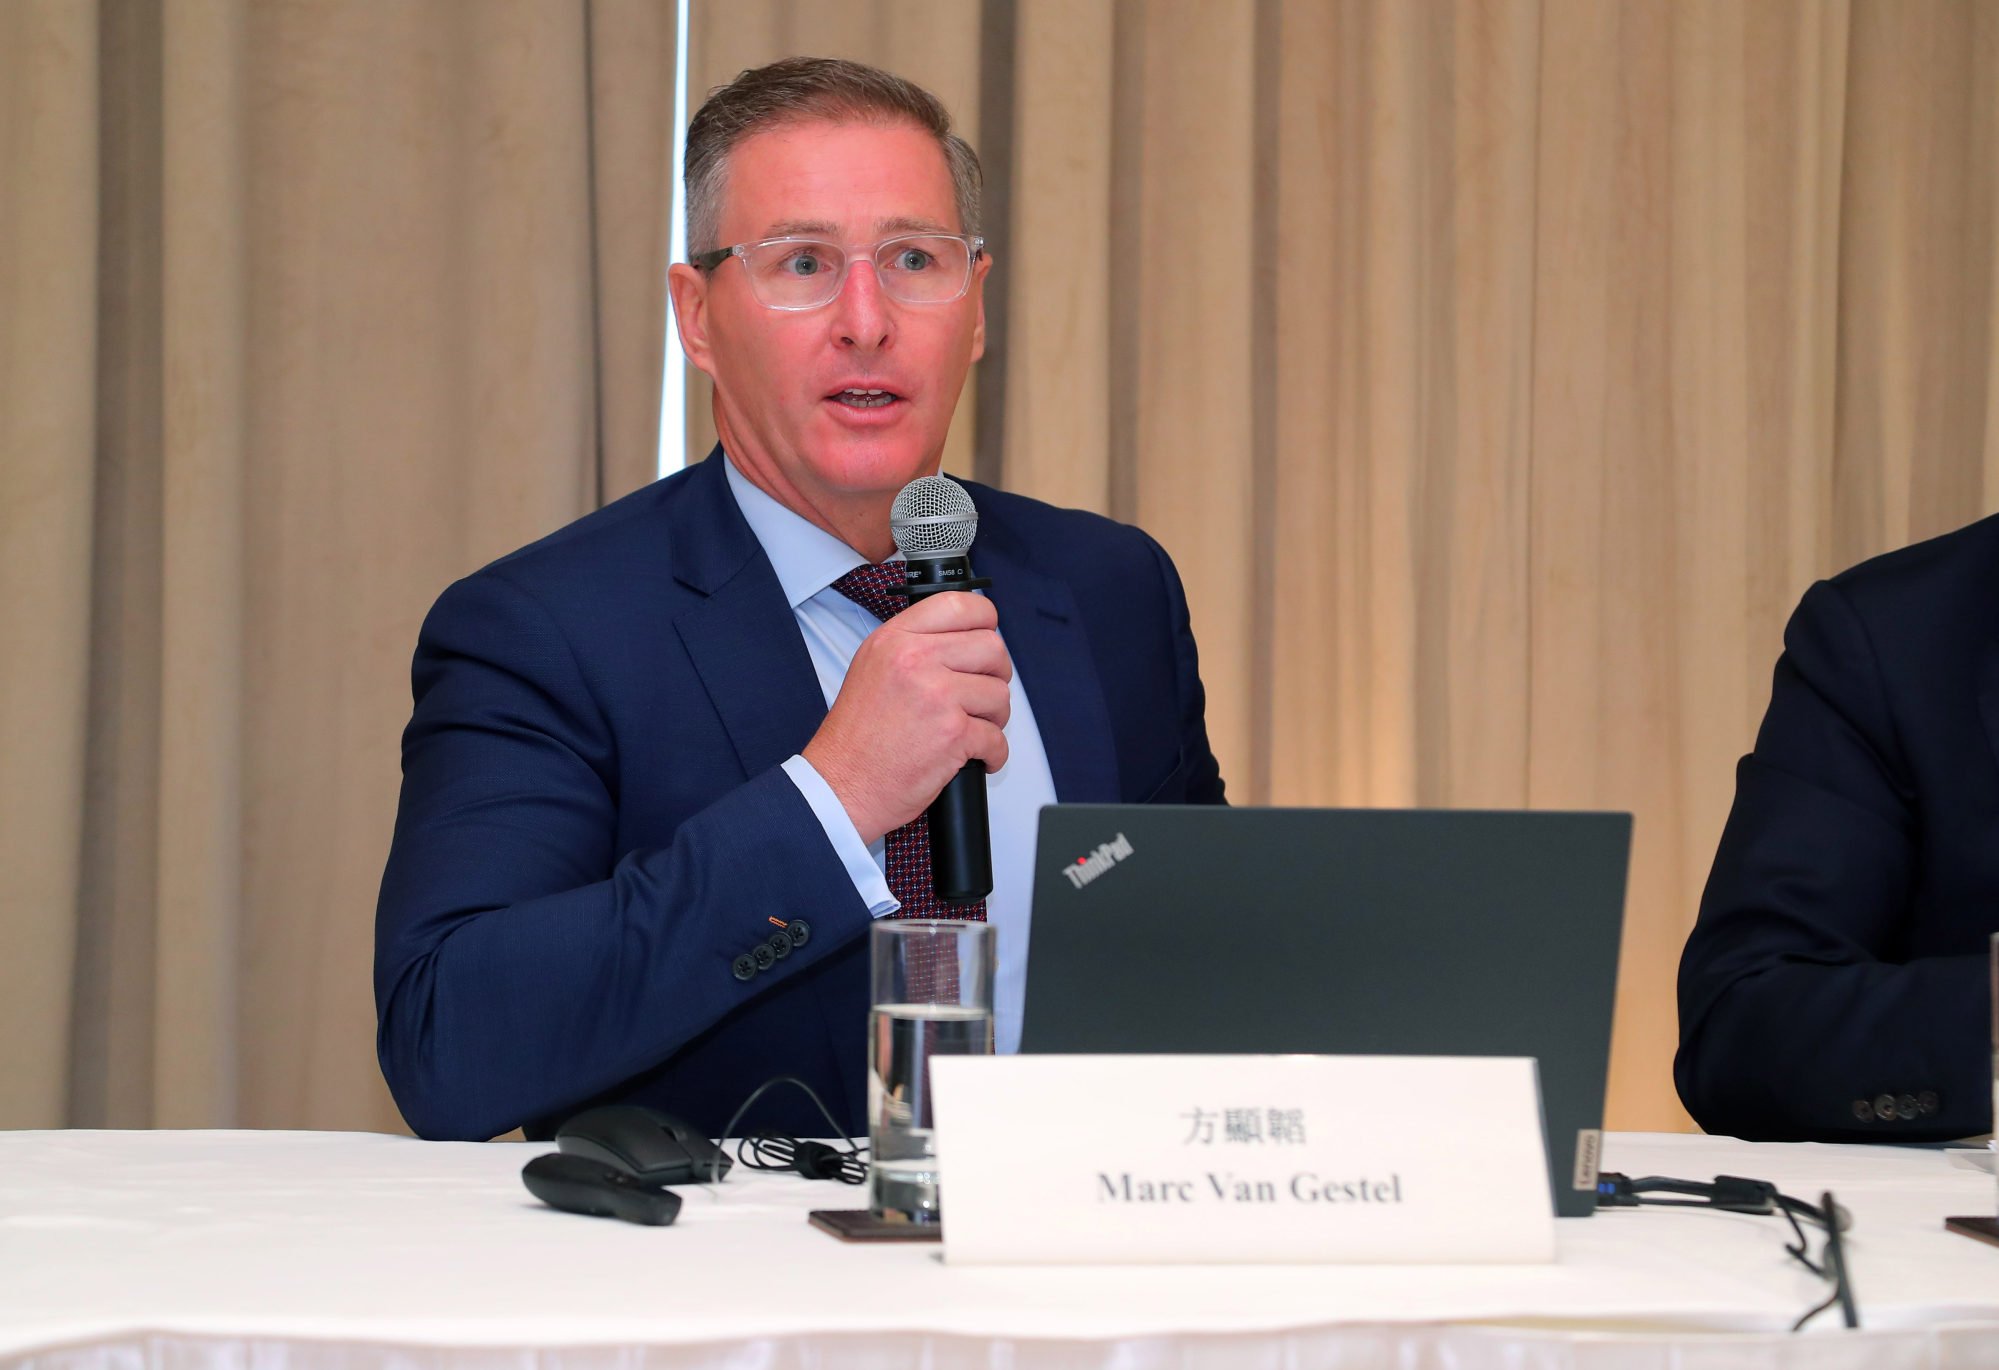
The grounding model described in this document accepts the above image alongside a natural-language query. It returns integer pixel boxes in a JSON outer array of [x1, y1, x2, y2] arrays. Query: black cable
[[1791, 1287, 1842, 1333], [1821, 1189, 1860, 1330], [736, 1132, 869, 1184], [1779, 1200, 1827, 1278], [1598, 1173, 1858, 1331], [708, 1075, 863, 1185]]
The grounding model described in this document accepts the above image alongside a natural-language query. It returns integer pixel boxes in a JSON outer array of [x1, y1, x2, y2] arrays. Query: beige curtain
[[1001, 0, 1999, 1131], [0, 0, 675, 1130]]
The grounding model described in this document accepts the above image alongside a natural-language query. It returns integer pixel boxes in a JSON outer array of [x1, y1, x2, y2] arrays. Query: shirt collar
[[721, 455, 898, 610]]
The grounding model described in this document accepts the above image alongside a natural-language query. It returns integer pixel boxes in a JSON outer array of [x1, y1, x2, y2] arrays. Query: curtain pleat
[[998, 0, 1112, 514], [153, 0, 251, 1127], [590, 0, 679, 503], [0, 0, 102, 1129], [1118, 0, 1261, 789]]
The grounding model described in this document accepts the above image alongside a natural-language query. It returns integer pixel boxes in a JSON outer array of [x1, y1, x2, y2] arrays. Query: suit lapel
[[977, 535, 1122, 804], [669, 452, 827, 779], [666, 455, 1122, 799]]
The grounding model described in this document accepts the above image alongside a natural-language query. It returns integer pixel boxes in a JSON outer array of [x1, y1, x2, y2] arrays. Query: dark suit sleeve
[[374, 569, 870, 1141], [1675, 579, 1987, 1141], [1143, 531, 1226, 805]]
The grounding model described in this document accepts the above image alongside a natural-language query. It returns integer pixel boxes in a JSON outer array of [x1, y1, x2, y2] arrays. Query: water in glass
[[868, 1000, 994, 1222]]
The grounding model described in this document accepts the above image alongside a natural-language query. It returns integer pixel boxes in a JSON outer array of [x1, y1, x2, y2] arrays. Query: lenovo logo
[[1062, 832, 1135, 890]]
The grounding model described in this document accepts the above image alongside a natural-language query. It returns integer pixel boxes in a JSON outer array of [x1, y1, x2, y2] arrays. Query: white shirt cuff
[[781, 754, 900, 917]]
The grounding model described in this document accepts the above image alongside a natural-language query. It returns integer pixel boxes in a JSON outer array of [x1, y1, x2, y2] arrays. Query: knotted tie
[[830, 560, 989, 924]]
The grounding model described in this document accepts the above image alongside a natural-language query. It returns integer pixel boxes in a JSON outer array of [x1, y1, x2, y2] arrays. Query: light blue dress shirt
[[723, 458, 1056, 1054]]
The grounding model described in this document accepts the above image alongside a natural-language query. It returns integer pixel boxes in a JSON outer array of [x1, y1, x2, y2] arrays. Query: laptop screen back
[[1020, 805, 1631, 1218]]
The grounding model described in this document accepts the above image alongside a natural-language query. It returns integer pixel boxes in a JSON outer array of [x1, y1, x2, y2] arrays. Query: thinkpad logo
[[1062, 832, 1135, 890]]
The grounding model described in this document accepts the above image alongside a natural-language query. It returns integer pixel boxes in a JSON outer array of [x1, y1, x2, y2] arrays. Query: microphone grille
[[889, 475, 978, 557]]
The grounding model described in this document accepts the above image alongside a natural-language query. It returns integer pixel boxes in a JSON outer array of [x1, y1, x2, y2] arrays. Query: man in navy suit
[[1676, 514, 1999, 1142], [375, 59, 1223, 1142]]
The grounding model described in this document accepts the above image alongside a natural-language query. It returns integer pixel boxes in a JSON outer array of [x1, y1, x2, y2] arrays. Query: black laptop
[[1020, 805, 1632, 1218]]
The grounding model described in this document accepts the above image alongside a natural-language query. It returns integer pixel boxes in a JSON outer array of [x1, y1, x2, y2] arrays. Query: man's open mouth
[[830, 387, 902, 409]]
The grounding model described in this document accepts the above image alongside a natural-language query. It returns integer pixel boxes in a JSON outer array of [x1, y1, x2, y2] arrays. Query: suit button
[[731, 953, 757, 982], [768, 930, 794, 959], [1851, 1099, 1873, 1121], [1873, 1093, 1898, 1121], [787, 919, 813, 948], [1919, 1091, 1940, 1116], [753, 943, 777, 971], [1898, 1093, 1920, 1120]]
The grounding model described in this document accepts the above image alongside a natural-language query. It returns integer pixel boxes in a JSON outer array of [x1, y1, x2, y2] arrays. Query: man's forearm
[[375, 767, 870, 1140], [1677, 950, 1988, 1141]]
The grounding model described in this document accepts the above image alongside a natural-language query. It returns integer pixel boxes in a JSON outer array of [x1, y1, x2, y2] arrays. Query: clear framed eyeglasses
[[691, 233, 984, 311]]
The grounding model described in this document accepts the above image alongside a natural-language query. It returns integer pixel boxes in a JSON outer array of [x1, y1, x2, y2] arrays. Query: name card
[[929, 1054, 1555, 1265]]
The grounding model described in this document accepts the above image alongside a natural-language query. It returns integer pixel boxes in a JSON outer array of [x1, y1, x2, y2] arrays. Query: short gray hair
[[684, 57, 983, 257]]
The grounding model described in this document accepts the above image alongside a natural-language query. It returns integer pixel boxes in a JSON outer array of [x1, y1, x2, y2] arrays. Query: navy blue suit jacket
[[376, 451, 1224, 1141], [1676, 513, 1999, 1141]]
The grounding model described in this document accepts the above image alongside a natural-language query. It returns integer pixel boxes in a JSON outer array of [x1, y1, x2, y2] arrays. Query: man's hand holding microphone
[[804, 590, 1009, 846], [802, 476, 1001, 901]]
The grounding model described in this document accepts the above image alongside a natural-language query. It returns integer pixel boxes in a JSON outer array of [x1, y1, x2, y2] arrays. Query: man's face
[[672, 120, 989, 522]]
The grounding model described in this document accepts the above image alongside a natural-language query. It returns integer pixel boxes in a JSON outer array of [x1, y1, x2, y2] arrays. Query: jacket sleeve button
[[753, 943, 777, 971], [1918, 1091, 1940, 1116], [1873, 1094, 1898, 1121], [731, 953, 757, 982], [768, 929, 794, 959], [1851, 1099, 1873, 1121], [787, 919, 813, 948]]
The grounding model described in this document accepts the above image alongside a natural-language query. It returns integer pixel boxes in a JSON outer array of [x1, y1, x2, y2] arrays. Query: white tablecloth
[[2, 1129, 1997, 1369]]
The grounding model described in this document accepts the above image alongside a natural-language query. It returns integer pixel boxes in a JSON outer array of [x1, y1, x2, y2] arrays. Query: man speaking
[[374, 58, 1225, 1142]]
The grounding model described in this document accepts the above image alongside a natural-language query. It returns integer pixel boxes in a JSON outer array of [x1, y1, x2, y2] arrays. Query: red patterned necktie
[[831, 560, 988, 923]]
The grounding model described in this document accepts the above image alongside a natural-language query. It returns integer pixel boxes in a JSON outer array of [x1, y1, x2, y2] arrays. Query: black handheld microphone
[[521, 1152, 682, 1226], [889, 474, 994, 904]]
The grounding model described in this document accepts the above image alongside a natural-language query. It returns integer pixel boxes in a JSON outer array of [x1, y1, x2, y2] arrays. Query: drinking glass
[[868, 919, 995, 1223]]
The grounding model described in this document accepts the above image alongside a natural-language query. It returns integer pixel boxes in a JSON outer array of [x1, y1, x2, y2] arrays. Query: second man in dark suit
[[1678, 513, 1999, 1142]]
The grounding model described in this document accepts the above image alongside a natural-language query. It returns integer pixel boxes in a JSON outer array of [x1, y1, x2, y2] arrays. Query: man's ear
[[667, 262, 716, 378], [968, 250, 992, 363]]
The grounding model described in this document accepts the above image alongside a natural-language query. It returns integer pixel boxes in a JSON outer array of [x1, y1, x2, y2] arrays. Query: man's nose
[[829, 257, 892, 350]]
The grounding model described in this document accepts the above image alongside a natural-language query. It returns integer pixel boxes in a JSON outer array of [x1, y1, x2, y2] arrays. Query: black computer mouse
[[554, 1104, 733, 1185]]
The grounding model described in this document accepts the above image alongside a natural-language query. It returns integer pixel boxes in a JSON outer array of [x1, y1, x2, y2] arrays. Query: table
[[2, 1130, 1997, 1369]]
